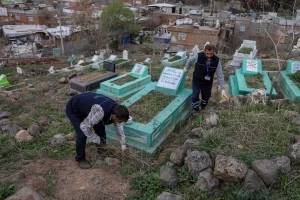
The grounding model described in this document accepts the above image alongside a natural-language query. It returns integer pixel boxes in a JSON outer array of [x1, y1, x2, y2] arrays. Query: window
[[28, 16, 33, 22], [255, 27, 260, 33], [15, 15, 20, 20], [178, 33, 186, 40], [239, 25, 245, 32]]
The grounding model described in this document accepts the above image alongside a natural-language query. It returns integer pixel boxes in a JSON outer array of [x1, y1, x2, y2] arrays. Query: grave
[[161, 51, 187, 67], [91, 54, 117, 70], [277, 60, 300, 103], [105, 67, 192, 154], [230, 40, 258, 67], [229, 58, 277, 97], [96, 63, 151, 99], [69, 61, 118, 92]]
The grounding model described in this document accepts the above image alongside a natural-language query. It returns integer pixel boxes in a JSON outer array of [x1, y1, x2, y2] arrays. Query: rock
[[194, 168, 219, 193], [156, 192, 184, 200], [0, 118, 10, 126], [292, 117, 300, 125], [183, 139, 200, 152], [243, 169, 265, 192], [58, 77, 68, 84], [290, 135, 300, 144], [65, 133, 75, 141], [204, 112, 218, 126], [38, 116, 51, 126], [104, 157, 121, 166], [229, 96, 242, 107], [0, 110, 11, 119], [284, 110, 299, 119], [27, 123, 41, 137], [91, 176, 102, 184], [5, 187, 44, 200], [272, 156, 290, 173], [186, 127, 203, 139], [251, 159, 278, 186], [170, 147, 185, 166], [48, 133, 67, 145], [2, 122, 21, 135], [288, 143, 300, 163], [214, 155, 248, 182], [15, 130, 33, 142], [185, 150, 212, 176], [160, 163, 178, 187], [0, 171, 25, 183]]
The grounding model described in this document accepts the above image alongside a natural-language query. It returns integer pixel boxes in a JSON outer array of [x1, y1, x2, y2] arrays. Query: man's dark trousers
[[191, 80, 212, 110]]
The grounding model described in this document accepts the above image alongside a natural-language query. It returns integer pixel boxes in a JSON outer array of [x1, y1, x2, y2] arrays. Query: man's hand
[[221, 89, 229, 100], [121, 145, 126, 151], [90, 134, 101, 144]]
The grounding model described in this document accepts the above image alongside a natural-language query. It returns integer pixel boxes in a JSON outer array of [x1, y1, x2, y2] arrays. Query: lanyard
[[206, 61, 210, 75]]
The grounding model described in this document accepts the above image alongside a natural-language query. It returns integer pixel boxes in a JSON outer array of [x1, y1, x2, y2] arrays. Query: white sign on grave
[[246, 60, 258, 72], [16, 67, 23, 75], [133, 64, 145, 74], [0, 74, 4, 81], [48, 66, 55, 74], [108, 55, 117, 61], [145, 58, 151, 63], [123, 50, 128, 60], [292, 62, 300, 74], [157, 67, 183, 90]]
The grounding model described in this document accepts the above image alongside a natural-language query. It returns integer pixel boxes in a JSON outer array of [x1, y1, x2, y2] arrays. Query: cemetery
[[277, 60, 300, 103], [104, 67, 192, 154], [230, 40, 258, 68], [229, 58, 277, 97], [96, 63, 152, 99]]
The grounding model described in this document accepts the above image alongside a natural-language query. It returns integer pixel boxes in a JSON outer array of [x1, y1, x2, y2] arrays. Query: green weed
[[0, 182, 14, 200]]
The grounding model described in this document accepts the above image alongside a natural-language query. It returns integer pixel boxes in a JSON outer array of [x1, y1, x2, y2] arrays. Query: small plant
[[112, 59, 127, 64], [0, 182, 14, 199], [288, 71, 300, 88], [168, 55, 182, 62], [245, 74, 266, 89], [111, 75, 137, 85], [238, 47, 253, 54], [128, 91, 175, 124], [79, 61, 93, 66]]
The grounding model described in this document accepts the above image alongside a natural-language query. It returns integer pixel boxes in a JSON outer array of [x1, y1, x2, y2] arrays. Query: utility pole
[[58, 17, 65, 56], [210, 0, 213, 16]]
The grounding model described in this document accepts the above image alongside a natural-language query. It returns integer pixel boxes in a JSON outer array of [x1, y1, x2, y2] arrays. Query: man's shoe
[[193, 108, 200, 112], [77, 159, 91, 169]]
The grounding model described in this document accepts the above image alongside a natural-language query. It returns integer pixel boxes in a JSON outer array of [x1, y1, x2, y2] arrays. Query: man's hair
[[112, 105, 129, 121], [204, 43, 214, 51]]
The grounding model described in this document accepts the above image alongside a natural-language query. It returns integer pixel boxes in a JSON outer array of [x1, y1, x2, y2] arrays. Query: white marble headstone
[[123, 50, 128, 60], [16, 67, 23, 75], [48, 66, 55, 74]]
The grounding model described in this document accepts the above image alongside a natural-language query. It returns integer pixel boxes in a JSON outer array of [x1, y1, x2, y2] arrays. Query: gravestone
[[123, 50, 128, 60], [99, 50, 105, 60], [156, 67, 185, 95], [16, 67, 23, 75], [48, 66, 55, 74], [91, 55, 100, 62]]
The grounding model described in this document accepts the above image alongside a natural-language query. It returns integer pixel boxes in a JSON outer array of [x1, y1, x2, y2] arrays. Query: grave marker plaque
[[157, 67, 183, 90], [246, 59, 258, 72], [103, 61, 116, 72], [292, 62, 300, 74]]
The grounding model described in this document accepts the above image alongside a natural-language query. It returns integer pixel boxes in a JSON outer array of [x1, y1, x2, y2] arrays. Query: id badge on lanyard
[[204, 62, 211, 81]]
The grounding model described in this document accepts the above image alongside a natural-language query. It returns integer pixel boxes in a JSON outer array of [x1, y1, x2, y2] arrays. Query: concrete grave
[[229, 58, 277, 97], [161, 51, 187, 67], [277, 60, 300, 103], [230, 40, 258, 68], [105, 67, 192, 154], [69, 61, 117, 92], [96, 63, 151, 99]]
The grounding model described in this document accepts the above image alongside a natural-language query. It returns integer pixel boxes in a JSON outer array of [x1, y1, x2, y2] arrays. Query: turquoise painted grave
[[229, 58, 277, 97], [0, 74, 9, 87], [105, 67, 192, 154], [161, 51, 187, 67], [277, 60, 300, 103], [96, 63, 151, 99]]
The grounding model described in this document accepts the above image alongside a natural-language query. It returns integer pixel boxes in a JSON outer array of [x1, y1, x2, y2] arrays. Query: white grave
[[99, 50, 106, 60], [91, 55, 100, 62], [107, 55, 117, 61], [16, 67, 23, 75], [123, 50, 128, 60], [145, 58, 151, 63], [176, 51, 186, 58], [246, 60, 258, 72], [157, 67, 183, 90]]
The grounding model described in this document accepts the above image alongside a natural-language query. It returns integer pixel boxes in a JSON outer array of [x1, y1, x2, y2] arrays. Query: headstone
[[176, 51, 186, 58], [157, 67, 184, 90], [107, 55, 117, 61], [17, 67, 23, 75], [99, 50, 105, 60], [292, 62, 300, 74], [131, 63, 147, 76], [241, 58, 262, 75], [48, 66, 55, 74], [145, 58, 151, 63], [246, 59, 258, 72], [103, 61, 116, 72], [91, 55, 100, 62], [123, 50, 128, 60]]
